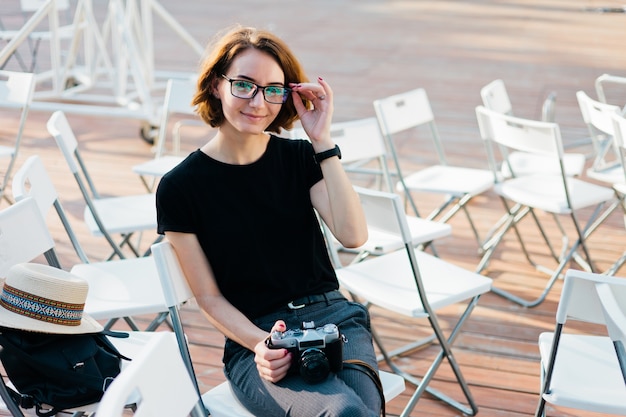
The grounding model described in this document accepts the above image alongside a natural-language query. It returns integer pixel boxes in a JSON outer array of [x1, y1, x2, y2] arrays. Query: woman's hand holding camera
[[254, 320, 292, 383]]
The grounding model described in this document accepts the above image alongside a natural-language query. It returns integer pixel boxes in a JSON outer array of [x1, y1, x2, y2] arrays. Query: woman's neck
[[201, 130, 271, 165]]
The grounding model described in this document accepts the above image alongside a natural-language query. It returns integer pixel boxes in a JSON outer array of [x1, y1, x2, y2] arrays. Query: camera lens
[[299, 348, 330, 384]]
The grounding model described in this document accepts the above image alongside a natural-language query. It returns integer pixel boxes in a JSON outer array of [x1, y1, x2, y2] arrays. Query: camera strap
[[343, 359, 386, 417]]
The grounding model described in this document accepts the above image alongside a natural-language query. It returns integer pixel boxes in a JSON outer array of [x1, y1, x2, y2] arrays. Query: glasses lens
[[263, 86, 289, 104], [231, 80, 256, 98]]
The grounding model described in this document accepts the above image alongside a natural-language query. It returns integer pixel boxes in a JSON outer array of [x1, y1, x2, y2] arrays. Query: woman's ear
[[211, 78, 221, 99]]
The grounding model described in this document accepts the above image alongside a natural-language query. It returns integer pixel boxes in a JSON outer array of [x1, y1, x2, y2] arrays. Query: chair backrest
[[46, 110, 81, 174], [576, 90, 621, 137], [0, 70, 36, 108], [595, 280, 626, 385], [576, 90, 622, 170], [555, 269, 626, 325], [480, 79, 513, 115], [481, 78, 557, 122], [154, 78, 198, 158], [12, 154, 59, 218], [352, 186, 412, 246], [373, 87, 448, 170], [47, 110, 106, 206], [374, 88, 435, 134], [611, 113, 626, 182], [151, 240, 195, 309], [475, 105, 565, 180], [12, 155, 90, 263], [0, 196, 59, 276], [96, 332, 201, 417]]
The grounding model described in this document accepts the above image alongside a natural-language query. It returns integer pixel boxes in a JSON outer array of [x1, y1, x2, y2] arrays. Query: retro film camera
[[268, 321, 344, 384]]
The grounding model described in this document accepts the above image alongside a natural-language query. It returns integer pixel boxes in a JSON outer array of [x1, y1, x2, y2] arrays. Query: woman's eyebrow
[[232, 74, 285, 86]]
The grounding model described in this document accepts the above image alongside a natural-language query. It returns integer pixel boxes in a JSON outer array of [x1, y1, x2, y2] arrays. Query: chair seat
[[132, 155, 185, 177], [72, 257, 167, 320], [342, 215, 452, 255], [501, 151, 586, 178], [538, 332, 626, 415], [397, 164, 493, 196], [337, 248, 492, 317], [495, 175, 615, 214], [202, 370, 405, 417], [84, 193, 157, 235]]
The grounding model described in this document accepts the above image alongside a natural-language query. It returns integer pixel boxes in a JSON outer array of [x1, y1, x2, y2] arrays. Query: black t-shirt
[[156, 136, 338, 319]]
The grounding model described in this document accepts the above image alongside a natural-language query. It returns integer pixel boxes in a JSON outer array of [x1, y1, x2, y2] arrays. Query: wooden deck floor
[[1, 0, 626, 416]]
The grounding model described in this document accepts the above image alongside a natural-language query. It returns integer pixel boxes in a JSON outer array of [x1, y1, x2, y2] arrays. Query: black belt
[[287, 290, 346, 310]]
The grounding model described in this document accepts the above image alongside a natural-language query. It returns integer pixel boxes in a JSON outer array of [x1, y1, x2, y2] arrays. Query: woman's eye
[[234, 81, 254, 92]]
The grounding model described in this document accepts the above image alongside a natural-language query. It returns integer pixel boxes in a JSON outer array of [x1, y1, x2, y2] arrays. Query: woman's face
[[217, 48, 286, 136]]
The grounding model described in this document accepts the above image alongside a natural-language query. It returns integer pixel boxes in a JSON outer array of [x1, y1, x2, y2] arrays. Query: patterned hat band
[[0, 284, 84, 327]]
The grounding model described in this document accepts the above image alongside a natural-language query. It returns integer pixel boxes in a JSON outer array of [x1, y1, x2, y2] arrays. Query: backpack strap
[[343, 359, 386, 417]]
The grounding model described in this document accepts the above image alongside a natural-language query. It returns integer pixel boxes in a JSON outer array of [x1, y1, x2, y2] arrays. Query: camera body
[[268, 321, 343, 383]]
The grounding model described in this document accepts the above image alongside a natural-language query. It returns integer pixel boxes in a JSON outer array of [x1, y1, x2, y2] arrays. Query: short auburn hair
[[193, 25, 309, 133]]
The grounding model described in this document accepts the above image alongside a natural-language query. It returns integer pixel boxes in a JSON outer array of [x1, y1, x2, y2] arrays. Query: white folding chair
[[335, 186, 492, 416], [150, 240, 406, 417], [479, 80, 588, 269], [475, 105, 616, 307], [12, 154, 169, 331], [535, 269, 626, 417], [47, 110, 160, 260], [373, 88, 493, 249], [132, 77, 203, 191], [576, 90, 623, 184], [96, 332, 203, 417], [0, 69, 35, 205], [289, 117, 451, 266], [480, 79, 586, 178]]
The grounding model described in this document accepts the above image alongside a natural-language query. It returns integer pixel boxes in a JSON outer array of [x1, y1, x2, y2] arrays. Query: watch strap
[[314, 145, 341, 164]]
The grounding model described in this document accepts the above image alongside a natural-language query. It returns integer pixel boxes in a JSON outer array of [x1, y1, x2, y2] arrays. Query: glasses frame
[[221, 75, 291, 104]]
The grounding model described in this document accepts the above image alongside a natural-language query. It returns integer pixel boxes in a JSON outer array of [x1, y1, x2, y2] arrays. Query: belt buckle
[[287, 301, 306, 309]]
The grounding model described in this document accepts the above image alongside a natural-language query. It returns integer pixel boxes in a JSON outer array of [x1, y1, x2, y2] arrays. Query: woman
[[156, 25, 380, 416]]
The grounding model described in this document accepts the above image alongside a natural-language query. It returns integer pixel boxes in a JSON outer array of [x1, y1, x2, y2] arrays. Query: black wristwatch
[[313, 145, 341, 164]]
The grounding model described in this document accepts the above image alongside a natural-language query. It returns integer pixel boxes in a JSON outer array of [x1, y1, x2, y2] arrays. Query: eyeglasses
[[221, 75, 291, 104]]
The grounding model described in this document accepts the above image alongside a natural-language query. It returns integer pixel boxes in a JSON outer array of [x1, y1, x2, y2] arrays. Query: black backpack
[[0, 328, 128, 417]]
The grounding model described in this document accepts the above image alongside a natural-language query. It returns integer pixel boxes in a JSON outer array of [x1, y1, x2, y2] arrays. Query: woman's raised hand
[[290, 77, 334, 146]]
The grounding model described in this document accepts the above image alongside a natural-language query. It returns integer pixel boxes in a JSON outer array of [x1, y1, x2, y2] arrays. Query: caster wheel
[[64, 77, 80, 90], [140, 124, 158, 145]]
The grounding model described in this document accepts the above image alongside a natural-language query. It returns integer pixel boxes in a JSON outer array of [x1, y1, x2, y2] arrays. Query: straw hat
[[0, 263, 102, 334]]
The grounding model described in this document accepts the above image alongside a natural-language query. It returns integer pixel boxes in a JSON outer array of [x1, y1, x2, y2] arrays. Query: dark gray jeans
[[222, 293, 381, 417]]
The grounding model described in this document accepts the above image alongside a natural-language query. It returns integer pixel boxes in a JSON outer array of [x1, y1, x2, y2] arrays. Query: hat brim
[[0, 307, 103, 334]]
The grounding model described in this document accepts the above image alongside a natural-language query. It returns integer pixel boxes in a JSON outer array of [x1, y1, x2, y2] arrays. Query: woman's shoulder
[[270, 134, 314, 155], [161, 150, 207, 181]]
